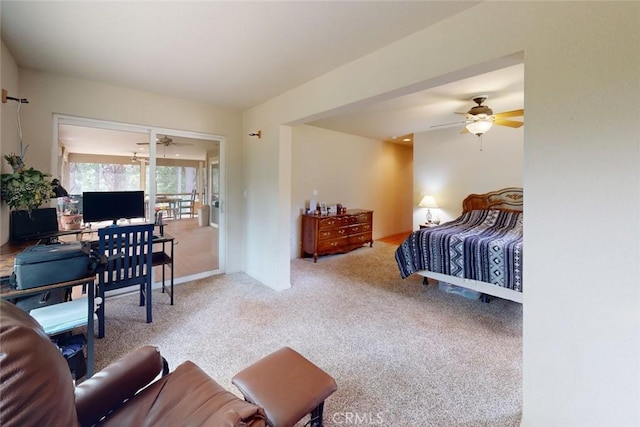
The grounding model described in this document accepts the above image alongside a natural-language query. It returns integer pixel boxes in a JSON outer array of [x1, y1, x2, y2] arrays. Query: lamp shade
[[51, 179, 69, 198], [418, 195, 438, 209], [465, 117, 494, 136]]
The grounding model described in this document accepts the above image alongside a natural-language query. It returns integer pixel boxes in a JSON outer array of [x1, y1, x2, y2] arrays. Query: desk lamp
[[418, 195, 438, 224]]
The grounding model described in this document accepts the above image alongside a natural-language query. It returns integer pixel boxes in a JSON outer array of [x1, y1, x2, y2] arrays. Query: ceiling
[[308, 63, 524, 145], [58, 125, 216, 161], [2, 1, 523, 154]]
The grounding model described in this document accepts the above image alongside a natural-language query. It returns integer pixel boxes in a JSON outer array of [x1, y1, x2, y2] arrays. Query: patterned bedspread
[[395, 210, 523, 292]]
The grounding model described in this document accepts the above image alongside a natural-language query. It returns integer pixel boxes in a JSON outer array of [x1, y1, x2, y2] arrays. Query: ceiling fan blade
[[454, 111, 469, 115], [171, 142, 193, 147], [431, 120, 466, 129], [136, 142, 150, 145], [494, 109, 524, 119], [494, 118, 524, 128]]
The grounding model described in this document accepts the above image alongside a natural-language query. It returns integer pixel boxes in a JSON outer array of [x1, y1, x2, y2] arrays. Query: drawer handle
[[338, 229, 346, 234]]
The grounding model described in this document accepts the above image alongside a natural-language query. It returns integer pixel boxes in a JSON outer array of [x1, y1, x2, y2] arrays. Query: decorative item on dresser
[[301, 209, 373, 262]]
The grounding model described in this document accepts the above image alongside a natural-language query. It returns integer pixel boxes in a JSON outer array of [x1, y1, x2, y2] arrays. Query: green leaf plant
[[1, 158, 55, 212]]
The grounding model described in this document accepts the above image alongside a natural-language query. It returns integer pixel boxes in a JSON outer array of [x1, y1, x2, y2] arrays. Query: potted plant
[[1, 152, 69, 238], [59, 196, 83, 230], [1, 158, 55, 212]]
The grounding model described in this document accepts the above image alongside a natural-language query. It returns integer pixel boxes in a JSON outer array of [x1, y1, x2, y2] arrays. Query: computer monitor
[[82, 191, 145, 225], [10, 208, 61, 241]]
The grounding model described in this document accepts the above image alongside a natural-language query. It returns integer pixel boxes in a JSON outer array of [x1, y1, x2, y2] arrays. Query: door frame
[[52, 114, 226, 277]]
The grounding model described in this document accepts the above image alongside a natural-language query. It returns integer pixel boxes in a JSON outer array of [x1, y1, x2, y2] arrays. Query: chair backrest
[[97, 223, 154, 292], [0, 299, 80, 427]]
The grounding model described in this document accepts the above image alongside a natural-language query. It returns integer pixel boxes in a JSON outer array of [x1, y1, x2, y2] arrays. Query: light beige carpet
[[93, 241, 522, 426]]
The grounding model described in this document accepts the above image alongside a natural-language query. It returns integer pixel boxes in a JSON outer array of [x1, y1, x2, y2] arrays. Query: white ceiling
[[1, 1, 523, 153], [58, 125, 216, 161], [309, 63, 524, 144]]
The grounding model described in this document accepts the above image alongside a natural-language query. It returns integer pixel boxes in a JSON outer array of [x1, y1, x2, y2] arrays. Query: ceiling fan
[[432, 95, 524, 136], [136, 135, 193, 147], [131, 152, 149, 164]]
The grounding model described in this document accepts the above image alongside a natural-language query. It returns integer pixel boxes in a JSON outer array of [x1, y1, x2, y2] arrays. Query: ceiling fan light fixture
[[465, 117, 494, 136]]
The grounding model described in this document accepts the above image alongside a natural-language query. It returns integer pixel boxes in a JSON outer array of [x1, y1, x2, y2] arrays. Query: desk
[[0, 275, 97, 378], [1, 227, 174, 356], [0, 241, 29, 278], [0, 234, 83, 277], [152, 233, 175, 305]]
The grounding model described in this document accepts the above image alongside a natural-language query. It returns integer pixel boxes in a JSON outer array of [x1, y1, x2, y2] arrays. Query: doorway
[[54, 115, 224, 281]]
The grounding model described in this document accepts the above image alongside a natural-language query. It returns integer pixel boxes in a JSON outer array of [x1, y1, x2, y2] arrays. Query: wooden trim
[[462, 187, 523, 213]]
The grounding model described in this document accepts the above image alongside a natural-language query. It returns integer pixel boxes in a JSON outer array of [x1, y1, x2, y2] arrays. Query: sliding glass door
[[55, 115, 224, 280], [151, 133, 220, 273]]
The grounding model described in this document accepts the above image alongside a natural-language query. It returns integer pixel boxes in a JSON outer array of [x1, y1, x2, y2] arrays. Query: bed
[[395, 188, 523, 304]]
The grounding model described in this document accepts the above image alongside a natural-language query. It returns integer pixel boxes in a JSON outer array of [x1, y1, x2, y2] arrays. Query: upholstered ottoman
[[232, 347, 337, 427]]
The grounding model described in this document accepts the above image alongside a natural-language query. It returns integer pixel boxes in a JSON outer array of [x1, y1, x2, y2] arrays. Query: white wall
[[413, 125, 523, 226], [521, 5, 639, 425], [1, 41, 21, 243], [290, 125, 412, 258], [12, 69, 246, 273], [244, 2, 640, 424]]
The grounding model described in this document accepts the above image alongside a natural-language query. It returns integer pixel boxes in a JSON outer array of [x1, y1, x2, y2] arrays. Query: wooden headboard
[[462, 187, 523, 213]]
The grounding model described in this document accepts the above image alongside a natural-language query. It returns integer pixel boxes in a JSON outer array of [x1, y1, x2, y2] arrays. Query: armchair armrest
[[74, 346, 164, 427]]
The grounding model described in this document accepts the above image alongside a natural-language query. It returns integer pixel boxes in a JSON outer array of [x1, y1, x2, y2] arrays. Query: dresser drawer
[[318, 227, 349, 240], [351, 212, 372, 224], [318, 237, 348, 252], [318, 217, 350, 230], [348, 232, 372, 245], [349, 223, 371, 235]]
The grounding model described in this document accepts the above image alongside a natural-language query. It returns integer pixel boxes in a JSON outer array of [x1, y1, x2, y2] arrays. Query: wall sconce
[[1, 89, 29, 104], [249, 130, 262, 139], [418, 195, 438, 224]]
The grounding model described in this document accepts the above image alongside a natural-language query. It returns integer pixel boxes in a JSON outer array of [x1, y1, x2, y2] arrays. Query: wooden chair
[[179, 189, 197, 219], [96, 223, 154, 338]]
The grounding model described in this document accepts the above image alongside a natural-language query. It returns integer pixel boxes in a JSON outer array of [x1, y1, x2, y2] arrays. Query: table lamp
[[418, 195, 438, 224]]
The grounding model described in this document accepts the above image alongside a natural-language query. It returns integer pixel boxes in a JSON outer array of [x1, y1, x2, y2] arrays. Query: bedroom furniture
[[0, 299, 267, 427], [0, 275, 97, 378], [97, 223, 154, 338], [301, 209, 373, 262], [232, 346, 337, 427], [396, 187, 523, 304]]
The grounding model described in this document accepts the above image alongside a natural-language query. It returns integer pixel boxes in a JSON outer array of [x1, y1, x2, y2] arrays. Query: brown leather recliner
[[0, 299, 266, 427]]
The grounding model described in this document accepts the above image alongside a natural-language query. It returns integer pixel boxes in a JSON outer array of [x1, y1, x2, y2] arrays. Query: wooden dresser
[[301, 209, 373, 262]]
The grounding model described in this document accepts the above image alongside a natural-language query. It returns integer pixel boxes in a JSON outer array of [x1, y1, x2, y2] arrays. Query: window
[[69, 162, 197, 196], [150, 166, 198, 195], [68, 163, 141, 193]]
